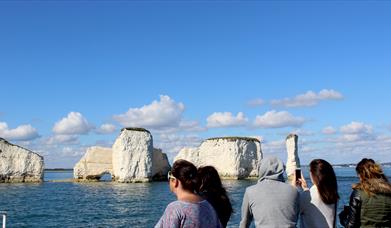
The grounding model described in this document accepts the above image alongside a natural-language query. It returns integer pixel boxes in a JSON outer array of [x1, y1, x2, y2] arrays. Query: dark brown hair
[[171, 159, 198, 192], [197, 166, 232, 228], [310, 159, 339, 204], [354, 158, 389, 196]]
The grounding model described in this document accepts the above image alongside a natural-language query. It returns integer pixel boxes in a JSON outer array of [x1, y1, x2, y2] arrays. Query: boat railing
[[0, 211, 6, 228]]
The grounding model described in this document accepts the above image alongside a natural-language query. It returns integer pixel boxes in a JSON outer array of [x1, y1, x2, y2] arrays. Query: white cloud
[[338, 122, 374, 142], [45, 135, 80, 145], [254, 110, 305, 128], [340, 121, 372, 134], [207, 112, 248, 128], [314, 134, 391, 163], [113, 95, 185, 130], [178, 120, 206, 132], [289, 129, 315, 136], [322, 126, 337, 135], [271, 89, 343, 108], [95, 123, 117, 134], [53, 112, 93, 135], [247, 98, 265, 107], [155, 133, 202, 162], [60, 146, 85, 157], [0, 122, 39, 141]]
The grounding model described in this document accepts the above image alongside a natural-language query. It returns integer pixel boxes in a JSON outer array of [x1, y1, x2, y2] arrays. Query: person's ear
[[174, 179, 179, 188]]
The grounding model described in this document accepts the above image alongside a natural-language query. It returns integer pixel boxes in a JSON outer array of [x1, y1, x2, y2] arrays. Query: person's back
[[296, 159, 339, 228], [300, 186, 335, 228], [155, 200, 221, 228], [241, 179, 299, 228], [339, 158, 391, 228], [240, 156, 299, 228], [358, 185, 391, 227]]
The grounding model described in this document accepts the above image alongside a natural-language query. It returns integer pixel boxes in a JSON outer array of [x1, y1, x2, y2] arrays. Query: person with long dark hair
[[155, 159, 222, 228], [197, 166, 233, 227], [339, 158, 391, 227], [294, 159, 339, 228]]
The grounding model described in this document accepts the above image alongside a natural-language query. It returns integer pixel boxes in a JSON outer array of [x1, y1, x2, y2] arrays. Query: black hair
[[171, 159, 198, 192], [197, 166, 233, 227], [310, 159, 339, 204]]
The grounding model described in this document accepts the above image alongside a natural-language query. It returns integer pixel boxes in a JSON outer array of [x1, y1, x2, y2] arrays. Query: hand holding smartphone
[[295, 168, 301, 180]]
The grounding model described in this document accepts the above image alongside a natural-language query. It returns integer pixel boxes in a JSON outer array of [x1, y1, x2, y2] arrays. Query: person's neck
[[176, 190, 202, 203]]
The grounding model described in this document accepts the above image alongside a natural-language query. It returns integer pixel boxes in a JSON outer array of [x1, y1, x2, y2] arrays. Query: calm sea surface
[[1, 167, 390, 228]]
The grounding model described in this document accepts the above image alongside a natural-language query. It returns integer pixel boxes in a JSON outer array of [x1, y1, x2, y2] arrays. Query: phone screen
[[295, 169, 301, 180]]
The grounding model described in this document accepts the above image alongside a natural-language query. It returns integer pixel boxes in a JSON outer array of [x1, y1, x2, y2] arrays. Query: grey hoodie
[[239, 156, 299, 228]]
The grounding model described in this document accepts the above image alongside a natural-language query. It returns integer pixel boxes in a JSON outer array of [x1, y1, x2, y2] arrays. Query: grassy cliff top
[[121, 127, 151, 134], [286, 133, 298, 140], [205, 136, 260, 143]]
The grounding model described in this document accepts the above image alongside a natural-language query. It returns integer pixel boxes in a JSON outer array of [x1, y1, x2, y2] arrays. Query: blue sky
[[1, 1, 390, 168]]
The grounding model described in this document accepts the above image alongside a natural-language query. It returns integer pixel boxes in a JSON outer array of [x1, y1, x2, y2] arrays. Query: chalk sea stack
[[0, 138, 44, 183], [285, 133, 300, 180], [111, 128, 171, 182], [73, 146, 112, 181], [175, 136, 262, 179]]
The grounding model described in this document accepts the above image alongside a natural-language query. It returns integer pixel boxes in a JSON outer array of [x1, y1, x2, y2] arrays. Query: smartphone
[[295, 168, 301, 180]]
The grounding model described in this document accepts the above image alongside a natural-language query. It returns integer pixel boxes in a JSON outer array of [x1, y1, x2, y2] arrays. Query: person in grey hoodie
[[239, 156, 299, 228]]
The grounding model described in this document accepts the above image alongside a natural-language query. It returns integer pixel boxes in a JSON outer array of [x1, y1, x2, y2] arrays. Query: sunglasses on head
[[167, 171, 176, 181]]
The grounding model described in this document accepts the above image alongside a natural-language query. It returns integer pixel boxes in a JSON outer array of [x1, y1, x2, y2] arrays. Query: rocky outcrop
[[152, 148, 171, 181], [73, 146, 112, 181], [0, 138, 44, 183], [175, 137, 262, 179], [112, 128, 171, 183], [72, 128, 171, 183], [286, 134, 300, 180]]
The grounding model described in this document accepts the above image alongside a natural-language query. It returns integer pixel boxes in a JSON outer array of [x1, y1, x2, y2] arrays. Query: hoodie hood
[[258, 156, 285, 182]]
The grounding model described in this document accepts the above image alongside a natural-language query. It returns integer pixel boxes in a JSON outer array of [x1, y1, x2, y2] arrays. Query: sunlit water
[[1, 167, 390, 227]]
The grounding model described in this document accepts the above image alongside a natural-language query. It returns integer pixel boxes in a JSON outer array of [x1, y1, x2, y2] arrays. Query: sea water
[[1, 167, 390, 228]]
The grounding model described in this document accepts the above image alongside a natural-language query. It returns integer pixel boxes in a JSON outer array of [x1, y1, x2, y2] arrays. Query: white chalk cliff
[[0, 138, 44, 183], [175, 137, 262, 179], [152, 148, 171, 181], [73, 146, 112, 181], [285, 134, 300, 180], [112, 128, 170, 182]]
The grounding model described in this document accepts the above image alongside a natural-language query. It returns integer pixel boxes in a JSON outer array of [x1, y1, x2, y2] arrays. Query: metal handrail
[[0, 211, 6, 228]]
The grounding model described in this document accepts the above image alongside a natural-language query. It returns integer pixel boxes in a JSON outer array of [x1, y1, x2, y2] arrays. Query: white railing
[[0, 211, 6, 228]]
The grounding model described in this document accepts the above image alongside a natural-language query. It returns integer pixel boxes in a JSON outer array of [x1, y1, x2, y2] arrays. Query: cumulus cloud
[[178, 120, 206, 132], [271, 89, 343, 108], [322, 126, 337, 135], [288, 129, 315, 136], [311, 133, 391, 164], [340, 121, 372, 134], [53, 112, 93, 135], [60, 146, 86, 157], [338, 121, 374, 142], [155, 133, 202, 161], [0, 122, 39, 141], [254, 110, 305, 128], [247, 98, 265, 107], [113, 95, 185, 130], [95, 123, 117, 134], [45, 134, 80, 145], [207, 112, 248, 128]]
